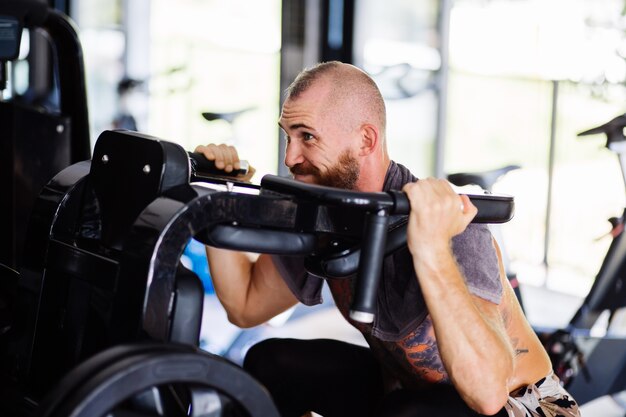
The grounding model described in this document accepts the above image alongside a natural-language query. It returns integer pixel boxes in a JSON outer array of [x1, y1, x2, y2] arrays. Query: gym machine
[[0, 0, 90, 270], [0, 128, 514, 416], [0, 3, 517, 414], [541, 114, 626, 406]]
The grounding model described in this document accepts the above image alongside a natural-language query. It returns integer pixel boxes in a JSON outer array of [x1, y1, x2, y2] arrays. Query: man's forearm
[[412, 246, 514, 415]]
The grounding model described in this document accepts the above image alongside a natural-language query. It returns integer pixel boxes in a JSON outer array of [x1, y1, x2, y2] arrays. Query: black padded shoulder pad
[[90, 130, 190, 247], [207, 225, 316, 255]]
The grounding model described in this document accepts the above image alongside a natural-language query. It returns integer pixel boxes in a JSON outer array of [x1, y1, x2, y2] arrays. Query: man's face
[[279, 82, 361, 190]]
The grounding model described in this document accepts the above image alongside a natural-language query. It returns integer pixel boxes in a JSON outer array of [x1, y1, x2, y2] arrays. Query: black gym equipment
[[0, 3, 516, 413], [0, 130, 279, 417], [0, 0, 90, 270], [0, 128, 514, 416], [38, 343, 279, 417]]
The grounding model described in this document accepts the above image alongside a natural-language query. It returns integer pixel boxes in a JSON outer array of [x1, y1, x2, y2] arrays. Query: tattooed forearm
[[396, 318, 448, 382]]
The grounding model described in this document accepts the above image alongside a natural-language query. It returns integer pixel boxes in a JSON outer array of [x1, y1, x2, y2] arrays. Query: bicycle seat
[[578, 114, 626, 150], [201, 107, 255, 124], [447, 165, 520, 192]]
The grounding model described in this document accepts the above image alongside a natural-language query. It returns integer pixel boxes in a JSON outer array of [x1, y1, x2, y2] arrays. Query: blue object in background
[[181, 238, 214, 294]]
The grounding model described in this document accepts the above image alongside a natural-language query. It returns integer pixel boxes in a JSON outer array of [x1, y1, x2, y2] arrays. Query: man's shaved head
[[285, 61, 387, 137]]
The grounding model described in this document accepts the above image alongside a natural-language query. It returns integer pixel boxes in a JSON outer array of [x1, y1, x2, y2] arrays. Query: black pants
[[243, 338, 508, 417]]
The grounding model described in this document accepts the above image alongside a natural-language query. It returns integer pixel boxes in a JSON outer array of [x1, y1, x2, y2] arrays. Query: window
[[148, 0, 282, 177], [446, 0, 626, 295], [353, 0, 441, 178]]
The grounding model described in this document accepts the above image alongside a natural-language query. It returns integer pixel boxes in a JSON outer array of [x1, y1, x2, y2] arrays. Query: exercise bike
[[522, 114, 626, 413]]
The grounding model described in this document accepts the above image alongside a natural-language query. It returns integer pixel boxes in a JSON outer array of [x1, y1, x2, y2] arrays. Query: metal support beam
[[434, 0, 452, 178]]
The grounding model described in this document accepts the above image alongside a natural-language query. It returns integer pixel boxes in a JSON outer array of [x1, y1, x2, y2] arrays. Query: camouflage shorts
[[505, 372, 580, 417]]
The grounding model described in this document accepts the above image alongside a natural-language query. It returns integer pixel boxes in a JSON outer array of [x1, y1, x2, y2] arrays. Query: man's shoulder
[[452, 224, 503, 304], [383, 160, 418, 191]]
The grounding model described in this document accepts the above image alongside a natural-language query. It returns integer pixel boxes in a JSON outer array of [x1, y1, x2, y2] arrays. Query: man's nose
[[284, 140, 304, 168]]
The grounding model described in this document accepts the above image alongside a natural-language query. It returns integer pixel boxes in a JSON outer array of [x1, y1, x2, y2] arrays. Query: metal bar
[[543, 79, 559, 269], [434, 0, 452, 178]]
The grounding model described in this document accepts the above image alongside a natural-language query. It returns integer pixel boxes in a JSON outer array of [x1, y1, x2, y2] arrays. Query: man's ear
[[358, 123, 379, 156]]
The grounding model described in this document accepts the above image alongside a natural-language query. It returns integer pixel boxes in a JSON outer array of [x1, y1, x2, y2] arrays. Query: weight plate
[[38, 343, 194, 417], [45, 345, 279, 417]]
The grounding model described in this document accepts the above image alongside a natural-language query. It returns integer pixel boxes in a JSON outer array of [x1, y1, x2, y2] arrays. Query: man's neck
[[355, 157, 391, 192]]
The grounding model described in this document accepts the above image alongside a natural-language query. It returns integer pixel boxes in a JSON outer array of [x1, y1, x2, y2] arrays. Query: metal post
[[544, 79, 559, 272], [122, 0, 151, 132], [434, 0, 452, 178]]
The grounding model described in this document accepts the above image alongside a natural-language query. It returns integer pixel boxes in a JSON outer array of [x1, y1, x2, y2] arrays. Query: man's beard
[[290, 150, 360, 190]]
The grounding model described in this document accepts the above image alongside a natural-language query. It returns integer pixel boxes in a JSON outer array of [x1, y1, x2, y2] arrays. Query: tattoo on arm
[[511, 337, 529, 356], [395, 318, 448, 382]]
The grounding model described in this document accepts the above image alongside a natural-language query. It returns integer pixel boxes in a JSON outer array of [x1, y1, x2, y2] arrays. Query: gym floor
[[521, 281, 582, 329]]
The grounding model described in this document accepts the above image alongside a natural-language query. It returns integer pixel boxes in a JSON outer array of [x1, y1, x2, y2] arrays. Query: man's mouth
[[290, 163, 320, 178], [292, 173, 315, 183]]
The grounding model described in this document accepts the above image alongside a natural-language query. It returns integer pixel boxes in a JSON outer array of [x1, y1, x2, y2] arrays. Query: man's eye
[[303, 133, 314, 141]]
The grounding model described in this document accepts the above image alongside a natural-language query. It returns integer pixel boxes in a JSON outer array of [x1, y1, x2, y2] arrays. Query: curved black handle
[[188, 152, 249, 179], [261, 175, 514, 223], [201, 224, 317, 255], [387, 190, 514, 223], [261, 174, 396, 211]]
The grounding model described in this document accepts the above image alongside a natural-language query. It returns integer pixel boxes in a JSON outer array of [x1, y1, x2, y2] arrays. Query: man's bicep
[[453, 225, 503, 304]]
